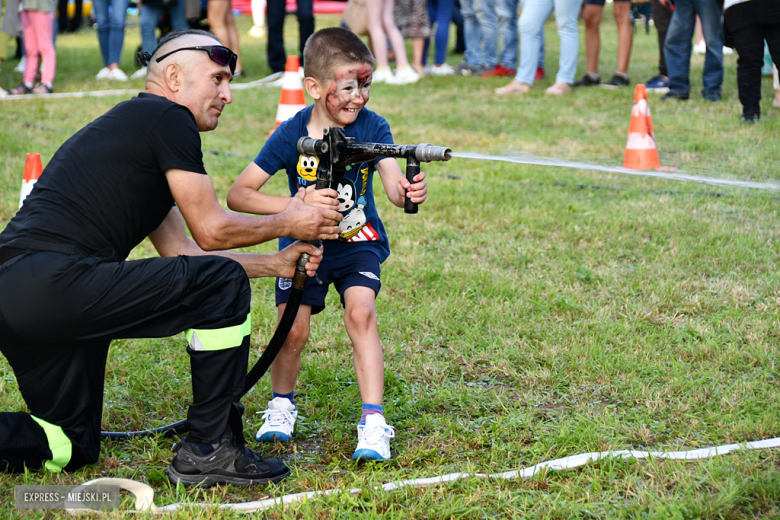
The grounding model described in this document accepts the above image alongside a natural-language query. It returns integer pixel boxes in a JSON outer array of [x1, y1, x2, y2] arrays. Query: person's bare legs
[[412, 37, 425, 76], [366, 0, 390, 67], [381, 0, 410, 67], [582, 4, 603, 75], [343, 286, 384, 406], [695, 15, 704, 47], [208, 0, 244, 72], [250, 0, 266, 37], [613, 1, 633, 75], [269, 304, 313, 394]]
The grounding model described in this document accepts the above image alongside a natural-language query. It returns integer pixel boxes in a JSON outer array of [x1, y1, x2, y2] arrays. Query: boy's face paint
[[324, 64, 373, 126]]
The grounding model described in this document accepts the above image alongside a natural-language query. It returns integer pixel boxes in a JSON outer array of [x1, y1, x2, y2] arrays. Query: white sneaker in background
[[388, 65, 420, 85], [428, 63, 455, 76], [96, 67, 112, 79], [256, 397, 298, 442], [352, 414, 394, 461], [723, 46, 734, 55], [14, 57, 26, 73], [693, 41, 706, 55], [372, 67, 395, 84], [108, 68, 128, 81], [131, 67, 147, 79], [248, 25, 265, 38]]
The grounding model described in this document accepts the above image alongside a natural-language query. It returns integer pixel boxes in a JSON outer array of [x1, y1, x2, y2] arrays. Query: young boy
[[227, 27, 428, 460]]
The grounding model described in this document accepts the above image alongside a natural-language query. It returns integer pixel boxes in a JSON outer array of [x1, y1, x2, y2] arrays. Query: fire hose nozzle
[[297, 136, 328, 155], [415, 144, 452, 163]]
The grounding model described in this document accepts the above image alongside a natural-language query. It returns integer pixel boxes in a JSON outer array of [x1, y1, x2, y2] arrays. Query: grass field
[[2, 8, 780, 518]]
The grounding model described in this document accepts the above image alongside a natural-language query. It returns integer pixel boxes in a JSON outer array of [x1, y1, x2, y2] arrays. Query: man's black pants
[[267, 0, 314, 73], [651, 0, 673, 78], [0, 251, 252, 473], [726, 1, 780, 118]]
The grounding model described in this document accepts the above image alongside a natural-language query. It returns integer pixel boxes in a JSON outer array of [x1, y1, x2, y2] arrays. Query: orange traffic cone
[[624, 84, 660, 170], [19, 153, 43, 209], [271, 55, 307, 134]]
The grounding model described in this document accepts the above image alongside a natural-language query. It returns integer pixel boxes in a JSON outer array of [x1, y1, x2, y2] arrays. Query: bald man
[[0, 29, 342, 487]]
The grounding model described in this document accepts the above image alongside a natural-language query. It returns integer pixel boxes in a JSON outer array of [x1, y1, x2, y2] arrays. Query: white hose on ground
[[0, 73, 286, 102], [75, 436, 780, 514]]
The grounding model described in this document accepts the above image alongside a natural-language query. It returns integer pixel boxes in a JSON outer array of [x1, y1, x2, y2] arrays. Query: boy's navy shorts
[[275, 250, 381, 315]]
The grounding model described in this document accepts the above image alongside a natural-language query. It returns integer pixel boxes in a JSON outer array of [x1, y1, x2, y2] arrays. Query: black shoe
[[602, 74, 630, 89], [702, 91, 721, 102], [661, 92, 689, 101], [167, 435, 290, 488], [573, 73, 600, 87], [742, 113, 760, 124]]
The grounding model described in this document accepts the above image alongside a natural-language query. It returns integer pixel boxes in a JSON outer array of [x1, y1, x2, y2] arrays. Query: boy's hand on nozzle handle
[[282, 189, 343, 241], [402, 165, 427, 214], [303, 185, 340, 211]]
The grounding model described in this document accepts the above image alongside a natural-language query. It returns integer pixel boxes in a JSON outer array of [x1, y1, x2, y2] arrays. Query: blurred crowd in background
[[0, 0, 778, 122]]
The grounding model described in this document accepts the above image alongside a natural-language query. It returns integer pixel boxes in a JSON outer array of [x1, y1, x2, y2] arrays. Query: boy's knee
[[285, 320, 310, 348], [345, 304, 376, 330]]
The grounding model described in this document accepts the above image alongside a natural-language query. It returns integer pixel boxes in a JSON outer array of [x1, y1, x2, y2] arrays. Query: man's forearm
[[195, 212, 290, 251]]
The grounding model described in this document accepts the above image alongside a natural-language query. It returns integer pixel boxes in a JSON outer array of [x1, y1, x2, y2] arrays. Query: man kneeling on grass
[[0, 29, 343, 487]]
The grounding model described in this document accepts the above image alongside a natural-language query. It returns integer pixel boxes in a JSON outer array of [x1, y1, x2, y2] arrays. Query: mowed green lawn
[[1, 8, 780, 518]]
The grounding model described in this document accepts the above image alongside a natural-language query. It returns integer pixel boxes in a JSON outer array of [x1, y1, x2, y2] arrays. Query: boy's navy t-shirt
[[254, 105, 393, 263]]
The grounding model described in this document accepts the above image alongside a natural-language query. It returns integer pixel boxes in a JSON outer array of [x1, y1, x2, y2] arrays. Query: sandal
[[495, 81, 531, 95], [544, 82, 572, 95], [10, 82, 33, 95], [33, 83, 53, 94]]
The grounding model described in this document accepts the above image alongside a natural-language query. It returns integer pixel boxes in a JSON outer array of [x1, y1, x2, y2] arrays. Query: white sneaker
[[352, 414, 394, 461], [428, 63, 455, 76], [372, 67, 395, 84], [108, 68, 128, 81], [693, 41, 706, 55], [131, 67, 147, 79], [14, 57, 26, 73], [723, 46, 734, 55], [255, 397, 298, 442], [96, 67, 111, 79], [388, 65, 420, 85], [248, 25, 265, 38]]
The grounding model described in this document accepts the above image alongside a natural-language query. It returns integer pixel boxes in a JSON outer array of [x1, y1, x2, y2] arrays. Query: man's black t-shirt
[[0, 93, 207, 260]]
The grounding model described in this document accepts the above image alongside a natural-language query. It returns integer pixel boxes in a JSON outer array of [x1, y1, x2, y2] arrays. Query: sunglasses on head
[[153, 45, 238, 74]]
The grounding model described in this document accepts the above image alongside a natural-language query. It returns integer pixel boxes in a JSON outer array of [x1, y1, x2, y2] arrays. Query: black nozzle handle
[[405, 156, 420, 214], [297, 136, 328, 156], [415, 143, 452, 163]]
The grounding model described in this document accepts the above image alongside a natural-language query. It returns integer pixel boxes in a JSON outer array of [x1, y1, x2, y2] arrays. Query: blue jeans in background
[[496, 0, 518, 69], [460, 0, 483, 66], [139, 2, 188, 54], [93, 0, 129, 66], [519, 0, 544, 69], [664, 0, 723, 97], [514, 0, 581, 85], [425, 0, 455, 65], [472, 0, 498, 68]]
